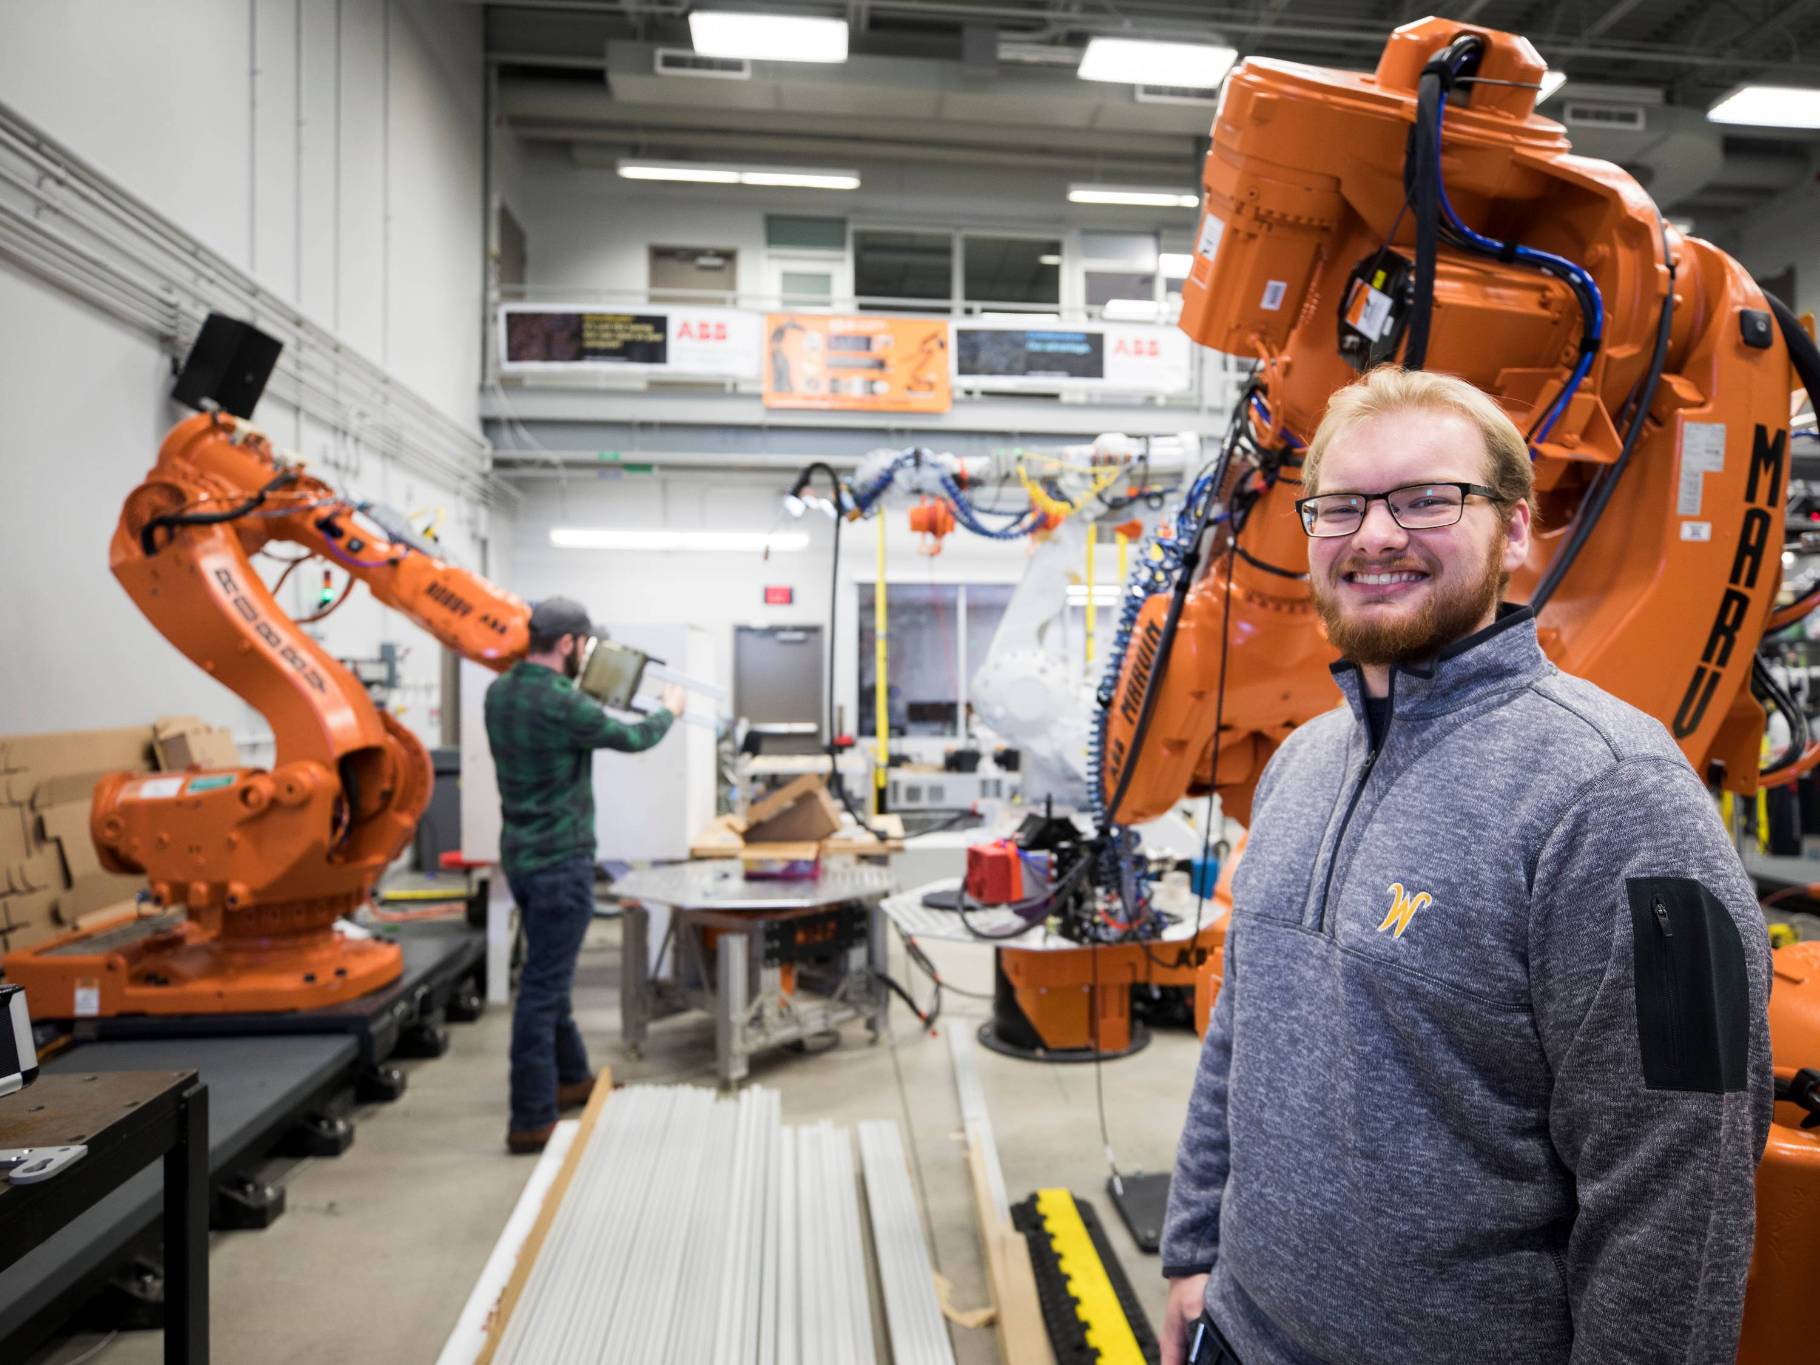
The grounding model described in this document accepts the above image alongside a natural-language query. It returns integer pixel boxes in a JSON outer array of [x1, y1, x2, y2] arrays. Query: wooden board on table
[[474, 1068, 614, 1365], [687, 812, 904, 861]]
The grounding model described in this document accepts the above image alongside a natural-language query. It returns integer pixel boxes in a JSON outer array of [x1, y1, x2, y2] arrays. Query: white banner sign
[[952, 320, 1193, 395]]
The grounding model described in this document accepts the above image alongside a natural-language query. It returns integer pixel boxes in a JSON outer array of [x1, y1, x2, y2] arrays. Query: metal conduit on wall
[[0, 98, 503, 506]]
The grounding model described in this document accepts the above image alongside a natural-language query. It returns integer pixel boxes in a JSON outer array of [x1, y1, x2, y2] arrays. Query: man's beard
[[564, 644, 584, 680], [1313, 532, 1505, 667]]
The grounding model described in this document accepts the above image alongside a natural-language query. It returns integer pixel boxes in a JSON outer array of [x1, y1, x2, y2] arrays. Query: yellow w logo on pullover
[[1378, 882, 1433, 939]]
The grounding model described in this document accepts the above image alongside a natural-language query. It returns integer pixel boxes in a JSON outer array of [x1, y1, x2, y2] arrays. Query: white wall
[[0, 0, 491, 753]]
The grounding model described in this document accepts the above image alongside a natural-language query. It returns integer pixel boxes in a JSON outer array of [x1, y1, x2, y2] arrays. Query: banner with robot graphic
[[761, 313, 952, 413]]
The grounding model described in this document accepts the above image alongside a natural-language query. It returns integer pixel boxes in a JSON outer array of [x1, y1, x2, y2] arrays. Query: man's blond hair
[[1302, 366, 1535, 520]]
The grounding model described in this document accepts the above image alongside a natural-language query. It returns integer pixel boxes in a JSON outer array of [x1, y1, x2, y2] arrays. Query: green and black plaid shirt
[[484, 661, 675, 877]]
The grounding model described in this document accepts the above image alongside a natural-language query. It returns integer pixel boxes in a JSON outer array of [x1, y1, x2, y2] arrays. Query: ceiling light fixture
[[1065, 585, 1125, 605], [616, 160, 859, 190], [1069, 184, 1200, 208], [1707, 84, 1820, 128], [551, 528, 812, 553], [737, 169, 862, 189], [1078, 37, 1238, 89], [689, 10, 849, 63], [1101, 298, 1162, 321], [1158, 252, 1193, 277], [1537, 70, 1567, 102], [1039, 253, 1063, 265], [616, 163, 740, 184]]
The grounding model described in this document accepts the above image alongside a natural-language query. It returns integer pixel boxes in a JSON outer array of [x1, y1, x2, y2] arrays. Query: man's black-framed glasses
[[1295, 482, 1500, 538]]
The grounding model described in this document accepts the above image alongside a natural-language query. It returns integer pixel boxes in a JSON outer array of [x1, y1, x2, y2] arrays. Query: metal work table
[[0, 1036, 358, 1359], [608, 863, 895, 1086], [0, 1070, 208, 1364]]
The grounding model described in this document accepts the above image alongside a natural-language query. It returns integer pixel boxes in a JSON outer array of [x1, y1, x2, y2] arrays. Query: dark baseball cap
[[528, 597, 600, 641]]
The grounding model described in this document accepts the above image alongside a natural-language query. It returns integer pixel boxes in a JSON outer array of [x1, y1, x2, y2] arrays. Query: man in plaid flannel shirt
[[486, 597, 682, 1152]]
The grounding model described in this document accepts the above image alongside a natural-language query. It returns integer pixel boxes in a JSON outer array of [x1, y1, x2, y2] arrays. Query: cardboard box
[[0, 722, 162, 967], [0, 804, 30, 871], [31, 770, 123, 811], [0, 727, 155, 778], [0, 890, 56, 937], [4, 850, 58, 896], [2, 913, 63, 953], [39, 801, 100, 883], [153, 716, 240, 771], [735, 773, 843, 845], [57, 871, 144, 925]]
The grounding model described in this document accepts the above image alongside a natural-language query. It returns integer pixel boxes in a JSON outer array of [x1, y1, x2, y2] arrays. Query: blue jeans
[[506, 854, 595, 1131]]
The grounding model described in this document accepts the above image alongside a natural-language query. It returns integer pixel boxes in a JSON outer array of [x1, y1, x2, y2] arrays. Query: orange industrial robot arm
[[78, 409, 528, 1009], [1102, 17, 1810, 828]]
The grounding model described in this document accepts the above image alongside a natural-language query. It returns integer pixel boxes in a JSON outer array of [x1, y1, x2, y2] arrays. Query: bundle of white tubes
[[490, 1084, 950, 1365]]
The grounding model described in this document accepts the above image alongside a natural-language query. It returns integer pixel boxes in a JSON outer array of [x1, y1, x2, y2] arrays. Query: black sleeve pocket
[[1626, 877, 1750, 1093]]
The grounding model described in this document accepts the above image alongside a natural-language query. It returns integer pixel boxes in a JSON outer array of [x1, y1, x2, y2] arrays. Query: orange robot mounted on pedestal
[[5, 410, 529, 1017], [1088, 18, 1819, 1363]]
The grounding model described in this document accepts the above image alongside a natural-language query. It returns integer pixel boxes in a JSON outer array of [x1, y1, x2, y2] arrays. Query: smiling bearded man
[[1311, 477, 1507, 670], [1157, 366, 1773, 1365]]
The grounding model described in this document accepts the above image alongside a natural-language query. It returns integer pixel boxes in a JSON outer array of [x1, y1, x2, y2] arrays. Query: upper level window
[[854, 229, 953, 312]]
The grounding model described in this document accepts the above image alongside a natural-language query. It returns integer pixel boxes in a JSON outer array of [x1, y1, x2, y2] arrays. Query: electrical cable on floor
[[872, 965, 940, 1032], [1089, 936, 1125, 1196], [896, 923, 993, 1001]]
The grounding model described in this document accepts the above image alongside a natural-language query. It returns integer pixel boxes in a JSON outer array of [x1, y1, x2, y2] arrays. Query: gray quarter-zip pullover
[[1161, 606, 1773, 1364]]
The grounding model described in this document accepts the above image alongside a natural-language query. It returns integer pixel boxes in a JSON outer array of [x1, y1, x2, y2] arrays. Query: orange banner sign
[[762, 314, 951, 413]]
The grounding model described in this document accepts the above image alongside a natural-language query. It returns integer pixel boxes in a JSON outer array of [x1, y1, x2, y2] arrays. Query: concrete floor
[[33, 911, 1201, 1365]]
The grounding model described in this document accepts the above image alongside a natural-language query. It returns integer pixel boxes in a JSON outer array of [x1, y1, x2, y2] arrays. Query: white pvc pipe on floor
[[486, 1086, 888, 1364]]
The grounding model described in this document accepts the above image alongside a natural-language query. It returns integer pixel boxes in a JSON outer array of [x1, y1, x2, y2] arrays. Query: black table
[[0, 1070, 208, 1364]]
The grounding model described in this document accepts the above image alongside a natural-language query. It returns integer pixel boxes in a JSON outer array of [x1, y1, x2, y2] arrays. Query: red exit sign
[[763, 585, 794, 605]]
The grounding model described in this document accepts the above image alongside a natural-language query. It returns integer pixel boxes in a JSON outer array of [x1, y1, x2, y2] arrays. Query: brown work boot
[[506, 1122, 557, 1155], [556, 1074, 597, 1110]]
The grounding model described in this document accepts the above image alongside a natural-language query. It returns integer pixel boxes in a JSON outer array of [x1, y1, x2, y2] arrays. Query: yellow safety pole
[[1084, 522, 1098, 667], [1117, 525, 1129, 589], [874, 512, 889, 818]]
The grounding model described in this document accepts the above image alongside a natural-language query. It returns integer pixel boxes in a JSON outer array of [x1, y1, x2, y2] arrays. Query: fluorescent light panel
[[1708, 84, 1820, 128], [618, 164, 740, 184], [738, 169, 860, 189], [1066, 586, 1125, 605], [551, 528, 811, 553], [1158, 252, 1193, 277], [616, 160, 859, 190], [1078, 37, 1237, 89], [1538, 70, 1567, 102], [1070, 184, 1199, 208], [689, 11, 848, 63], [1102, 298, 1162, 320]]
